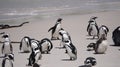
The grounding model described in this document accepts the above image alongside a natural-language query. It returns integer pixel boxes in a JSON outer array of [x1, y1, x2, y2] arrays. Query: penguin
[[99, 25, 109, 39], [27, 47, 42, 66], [84, 57, 97, 67], [48, 18, 62, 40], [87, 16, 98, 36], [87, 20, 99, 39], [87, 43, 96, 51], [94, 34, 108, 54], [112, 26, 120, 46], [19, 36, 31, 53], [2, 53, 14, 67], [59, 28, 72, 48], [40, 38, 53, 54], [1, 34, 13, 55], [64, 40, 77, 60]]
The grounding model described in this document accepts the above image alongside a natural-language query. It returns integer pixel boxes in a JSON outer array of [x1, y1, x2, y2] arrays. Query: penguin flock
[[0, 17, 120, 67]]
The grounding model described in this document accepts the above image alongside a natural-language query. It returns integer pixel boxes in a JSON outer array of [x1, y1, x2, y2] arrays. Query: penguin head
[[87, 43, 96, 50], [56, 18, 62, 24], [57, 18, 62, 22], [88, 20, 94, 23], [84, 57, 97, 66], [2, 34, 9, 38], [90, 16, 98, 20], [5, 53, 14, 61]]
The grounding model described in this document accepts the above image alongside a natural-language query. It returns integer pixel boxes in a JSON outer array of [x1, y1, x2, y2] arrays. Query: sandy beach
[[0, 11, 120, 67]]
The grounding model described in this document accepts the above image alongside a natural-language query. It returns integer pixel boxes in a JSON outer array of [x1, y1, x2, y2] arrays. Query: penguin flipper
[[48, 27, 54, 32], [2, 59, 6, 67], [1, 44, 5, 54], [10, 44, 13, 53], [19, 41, 22, 50], [87, 23, 90, 32]]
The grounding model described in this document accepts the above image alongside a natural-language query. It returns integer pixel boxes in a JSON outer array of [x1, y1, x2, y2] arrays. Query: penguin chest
[[97, 41, 108, 53], [99, 29, 107, 38], [35, 50, 42, 63], [22, 41, 30, 51], [63, 34, 69, 41], [3, 43, 12, 54], [53, 24, 61, 37], [41, 42, 49, 52], [3, 59, 13, 67], [90, 25, 98, 36]]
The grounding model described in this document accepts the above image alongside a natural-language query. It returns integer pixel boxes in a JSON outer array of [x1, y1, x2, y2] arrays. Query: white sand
[[0, 11, 120, 67]]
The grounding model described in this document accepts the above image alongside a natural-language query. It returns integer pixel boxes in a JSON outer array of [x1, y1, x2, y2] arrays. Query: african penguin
[[87, 16, 98, 36], [48, 18, 62, 40], [84, 57, 97, 66], [64, 40, 77, 60], [19, 36, 31, 53], [59, 28, 72, 48], [2, 53, 14, 67], [1, 34, 13, 55], [40, 38, 53, 54], [87, 20, 99, 39], [27, 47, 42, 66], [94, 34, 108, 54], [99, 25, 109, 39], [112, 26, 120, 46]]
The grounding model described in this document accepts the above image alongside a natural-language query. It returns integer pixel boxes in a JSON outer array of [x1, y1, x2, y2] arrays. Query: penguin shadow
[[118, 49, 120, 51], [86, 49, 94, 51], [55, 46, 65, 49], [33, 63, 40, 67], [26, 63, 40, 67], [51, 39, 61, 41], [41, 52, 51, 54], [0, 55, 5, 58], [78, 65, 91, 67], [110, 44, 120, 47], [18, 51, 30, 54], [86, 37, 98, 40], [61, 58, 72, 61], [93, 52, 106, 55]]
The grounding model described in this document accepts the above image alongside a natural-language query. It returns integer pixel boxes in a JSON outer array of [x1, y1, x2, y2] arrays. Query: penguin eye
[[85, 60, 90, 64]]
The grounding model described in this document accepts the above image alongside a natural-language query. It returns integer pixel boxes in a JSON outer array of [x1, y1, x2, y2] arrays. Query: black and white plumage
[[19, 36, 31, 53], [1, 34, 13, 55], [64, 40, 77, 60], [48, 18, 62, 40], [87, 20, 99, 39], [30, 39, 41, 51], [84, 57, 97, 66], [27, 47, 42, 66], [112, 26, 120, 46], [87, 43, 96, 51], [40, 38, 53, 54], [87, 16, 98, 36], [2, 53, 14, 67], [59, 28, 72, 48], [94, 34, 108, 54], [99, 25, 109, 39]]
